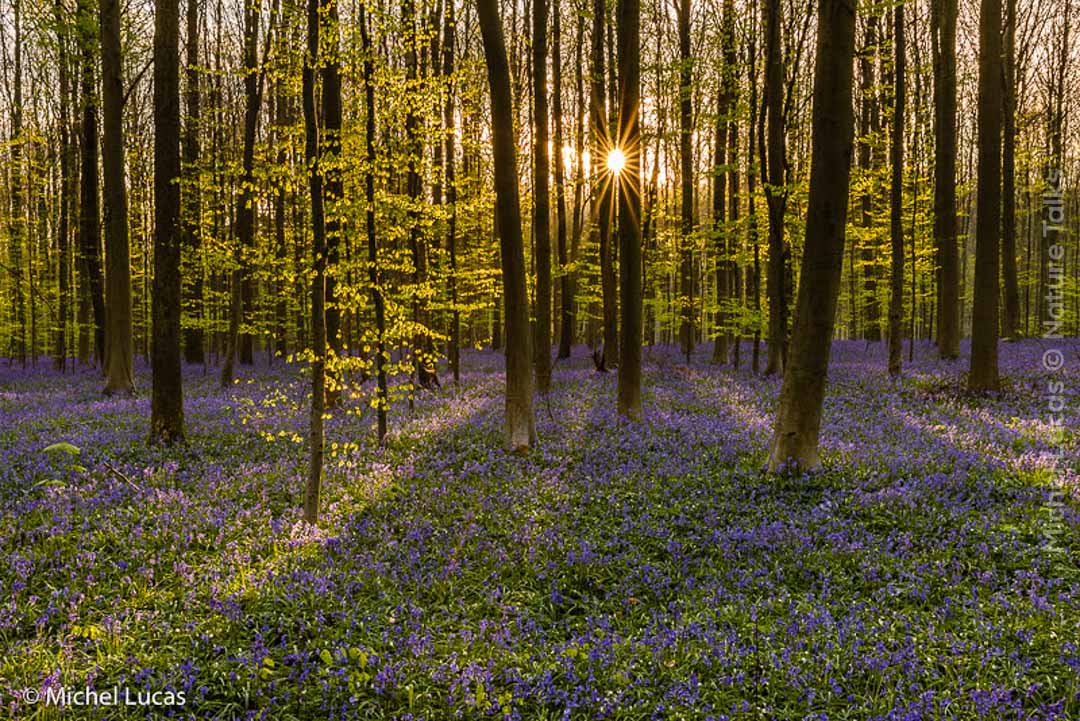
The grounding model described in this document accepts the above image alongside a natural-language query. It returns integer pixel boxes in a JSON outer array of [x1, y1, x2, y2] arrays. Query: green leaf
[[43, 442, 81, 457]]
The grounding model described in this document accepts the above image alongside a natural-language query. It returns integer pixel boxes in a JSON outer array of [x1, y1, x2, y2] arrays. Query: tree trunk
[[442, 0, 460, 382], [590, 0, 617, 362], [554, 1, 573, 361], [677, 0, 694, 362], [616, 0, 642, 420], [77, 0, 105, 368], [55, 0, 73, 372], [478, 0, 536, 452], [151, 0, 185, 443], [767, 0, 857, 472], [763, 0, 788, 375], [101, 0, 135, 395], [931, 0, 959, 358], [303, 0, 326, 524], [221, 0, 264, 386], [1000, 0, 1020, 339], [968, 0, 1002, 392], [532, 0, 553, 393], [322, 0, 343, 405], [859, 14, 882, 342], [183, 0, 204, 364], [888, 0, 905, 377], [360, 4, 388, 443]]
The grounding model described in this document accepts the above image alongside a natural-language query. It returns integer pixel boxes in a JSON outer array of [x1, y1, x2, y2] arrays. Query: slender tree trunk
[[616, 0, 642, 420], [968, 0, 1002, 392], [1000, 0, 1020, 338], [77, 0, 105, 368], [532, 0, 553, 393], [151, 0, 185, 442], [478, 0, 536, 452], [763, 0, 788, 375], [590, 0, 617, 362], [768, 0, 857, 471], [360, 4, 388, 443], [677, 0, 694, 362], [101, 0, 135, 394], [888, 0, 905, 376], [859, 14, 882, 342], [554, 2, 573, 360], [183, 0, 204, 364], [9, 0, 26, 368], [55, 0, 73, 372], [322, 0, 344, 405], [931, 0, 959, 358], [221, 0, 264, 386], [303, 0, 326, 524], [712, 83, 728, 364], [442, 0, 460, 383]]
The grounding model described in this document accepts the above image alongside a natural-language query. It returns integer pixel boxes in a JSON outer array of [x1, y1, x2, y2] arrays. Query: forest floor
[[0, 340, 1078, 720]]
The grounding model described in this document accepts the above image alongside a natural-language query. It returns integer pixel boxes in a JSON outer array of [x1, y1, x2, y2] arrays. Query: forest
[[0, 0, 1078, 714]]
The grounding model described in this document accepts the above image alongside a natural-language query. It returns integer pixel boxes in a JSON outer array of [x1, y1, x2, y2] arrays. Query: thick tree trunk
[[151, 0, 185, 443], [888, 1, 905, 377], [767, 0, 857, 472], [968, 0, 1002, 392], [677, 0, 694, 362], [532, 0, 553, 393], [616, 0, 642, 420], [101, 0, 135, 394], [303, 0, 326, 524], [931, 0, 959, 358], [478, 0, 536, 452]]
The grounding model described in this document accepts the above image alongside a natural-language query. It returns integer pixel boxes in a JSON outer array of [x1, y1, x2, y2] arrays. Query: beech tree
[[479, 0, 536, 452], [150, 0, 185, 443], [768, 0, 858, 471]]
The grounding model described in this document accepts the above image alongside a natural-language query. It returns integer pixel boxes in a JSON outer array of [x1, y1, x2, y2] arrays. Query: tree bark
[[303, 0, 326, 524], [888, 0, 905, 377], [360, 3, 388, 443], [931, 0, 959, 358], [151, 0, 185, 442], [554, 1, 573, 361], [478, 0, 536, 452], [767, 0, 857, 472], [322, 0, 344, 405], [616, 0, 642, 420], [101, 0, 135, 394], [442, 0, 460, 382], [221, 0, 264, 386], [532, 0, 553, 393], [55, 0, 73, 372], [183, 0, 204, 364], [590, 0, 617, 362], [677, 0, 694, 362], [763, 0, 788, 375], [76, 0, 105, 368], [1000, 0, 1020, 339], [968, 0, 1002, 392]]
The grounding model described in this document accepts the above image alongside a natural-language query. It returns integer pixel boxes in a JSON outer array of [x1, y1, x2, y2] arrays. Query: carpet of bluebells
[[1, 339, 1078, 720]]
